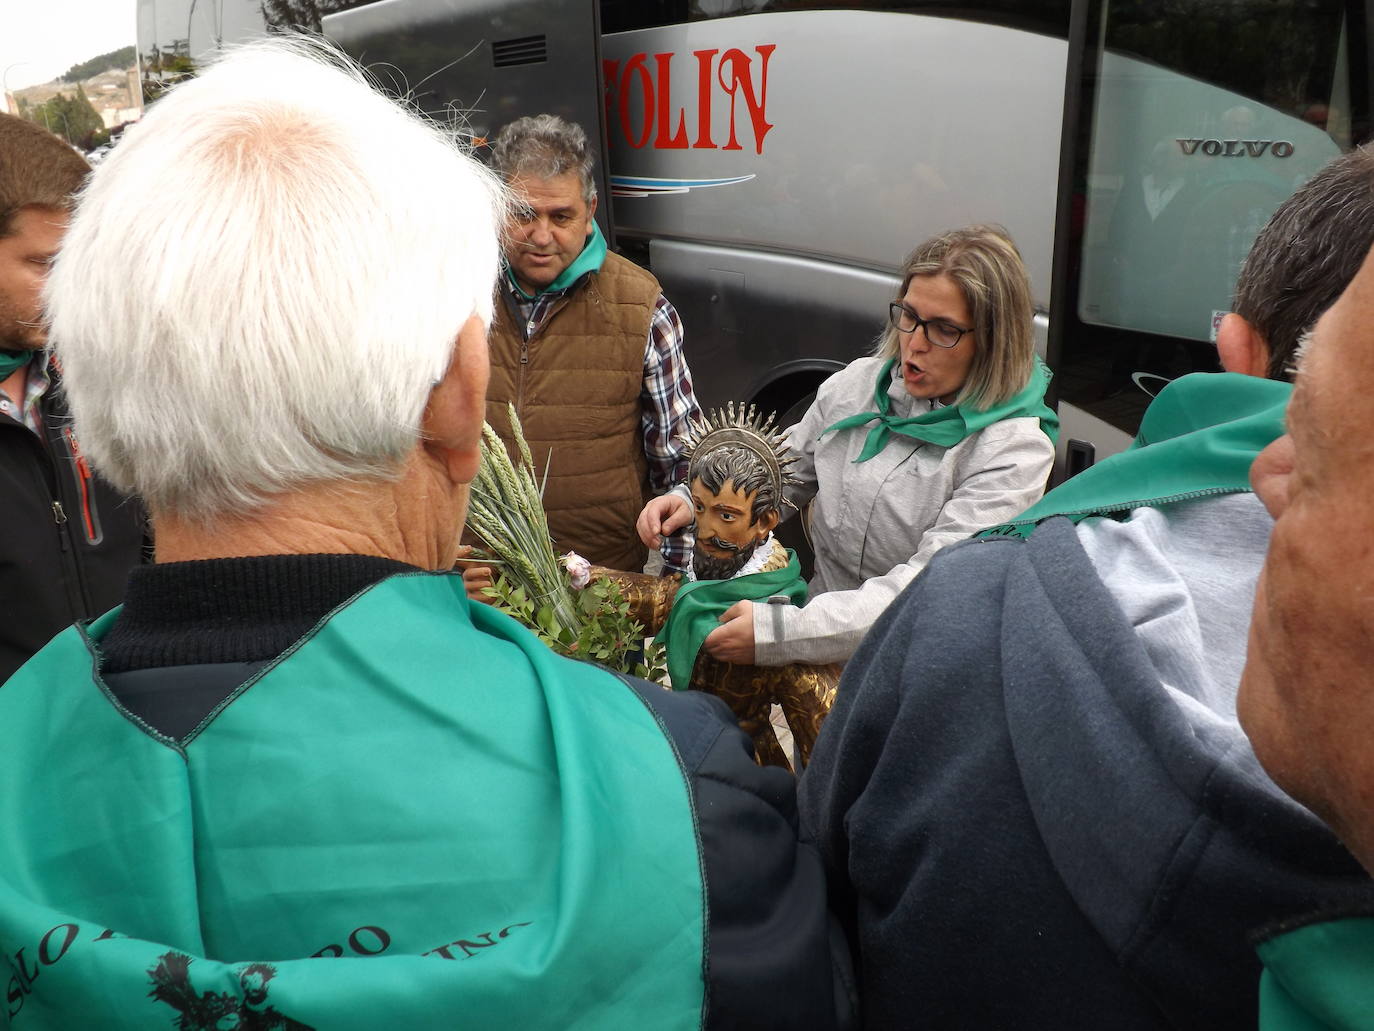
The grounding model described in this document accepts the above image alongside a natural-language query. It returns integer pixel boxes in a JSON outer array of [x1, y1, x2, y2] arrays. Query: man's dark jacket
[[0, 361, 145, 682], [800, 518, 1374, 1029]]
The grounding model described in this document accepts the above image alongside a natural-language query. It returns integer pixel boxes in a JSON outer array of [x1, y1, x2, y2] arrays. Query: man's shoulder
[[876, 518, 1110, 674], [594, 250, 663, 302]]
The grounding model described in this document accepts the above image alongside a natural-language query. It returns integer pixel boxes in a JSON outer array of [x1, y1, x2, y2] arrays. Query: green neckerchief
[[0, 348, 34, 380], [822, 356, 1059, 462], [978, 372, 1291, 539], [504, 220, 609, 300], [657, 548, 807, 690]]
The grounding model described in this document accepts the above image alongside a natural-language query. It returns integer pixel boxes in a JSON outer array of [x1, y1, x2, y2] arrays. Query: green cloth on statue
[[658, 547, 808, 689], [978, 372, 1291, 539], [821, 356, 1059, 462], [0, 348, 34, 380], [0, 573, 705, 1029]]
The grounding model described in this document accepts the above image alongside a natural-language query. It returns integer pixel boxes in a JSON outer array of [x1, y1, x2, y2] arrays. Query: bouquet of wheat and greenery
[[465, 405, 666, 681]]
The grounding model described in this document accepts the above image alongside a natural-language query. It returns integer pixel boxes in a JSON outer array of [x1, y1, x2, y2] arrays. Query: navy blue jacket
[[801, 518, 1373, 1030]]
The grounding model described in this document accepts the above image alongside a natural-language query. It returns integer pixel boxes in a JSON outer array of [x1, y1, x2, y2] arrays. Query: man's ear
[[754, 508, 780, 541], [421, 315, 490, 486], [585, 192, 598, 237], [1217, 313, 1273, 378]]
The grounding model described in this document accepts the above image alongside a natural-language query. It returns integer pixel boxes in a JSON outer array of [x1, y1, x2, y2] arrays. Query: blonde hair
[[875, 224, 1035, 409]]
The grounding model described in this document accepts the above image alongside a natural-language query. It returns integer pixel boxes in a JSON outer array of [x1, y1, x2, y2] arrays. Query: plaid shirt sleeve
[[642, 293, 703, 574]]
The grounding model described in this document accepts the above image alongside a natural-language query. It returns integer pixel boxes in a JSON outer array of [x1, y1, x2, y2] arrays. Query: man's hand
[[704, 600, 756, 664], [454, 544, 494, 604], [638, 492, 693, 548]]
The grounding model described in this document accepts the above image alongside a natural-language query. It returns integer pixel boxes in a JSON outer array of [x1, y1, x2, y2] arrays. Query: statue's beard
[[692, 535, 760, 581]]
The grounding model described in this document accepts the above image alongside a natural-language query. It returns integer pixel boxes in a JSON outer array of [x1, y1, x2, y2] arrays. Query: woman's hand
[[637, 492, 693, 548], [703, 600, 756, 664], [454, 544, 494, 604]]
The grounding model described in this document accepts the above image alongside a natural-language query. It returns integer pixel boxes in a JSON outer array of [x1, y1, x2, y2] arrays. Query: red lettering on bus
[[717, 45, 775, 154], [605, 45, 776, 156], [654, 53, 689, 148]]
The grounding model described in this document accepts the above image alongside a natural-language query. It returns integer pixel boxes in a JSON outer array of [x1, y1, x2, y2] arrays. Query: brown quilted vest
[[485, 251, 657, 572]]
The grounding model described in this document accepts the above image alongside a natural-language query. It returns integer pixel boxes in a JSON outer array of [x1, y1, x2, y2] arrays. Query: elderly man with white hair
[[0, 40, 852, 1030]]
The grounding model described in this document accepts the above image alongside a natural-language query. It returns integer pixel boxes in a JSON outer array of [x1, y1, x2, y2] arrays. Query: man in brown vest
[[482, 114, 702, 574]]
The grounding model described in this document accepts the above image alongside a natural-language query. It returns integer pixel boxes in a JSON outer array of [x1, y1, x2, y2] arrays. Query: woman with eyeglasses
[[639, 223, 1058, 667]]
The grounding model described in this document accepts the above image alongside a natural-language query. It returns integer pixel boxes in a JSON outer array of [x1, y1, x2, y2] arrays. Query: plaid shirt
[[511, 285, 703, 574], [0, 357, 52, 434]]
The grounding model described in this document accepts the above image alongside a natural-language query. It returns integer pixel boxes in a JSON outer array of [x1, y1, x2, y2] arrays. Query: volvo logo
[[1177, 138, 1294, 158]]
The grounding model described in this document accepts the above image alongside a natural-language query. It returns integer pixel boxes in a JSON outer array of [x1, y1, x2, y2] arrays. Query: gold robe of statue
[[594, 539, 839, 773]]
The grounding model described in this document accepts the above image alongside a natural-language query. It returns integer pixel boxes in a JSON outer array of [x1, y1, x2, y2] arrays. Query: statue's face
[[690, 476, 778, 579]]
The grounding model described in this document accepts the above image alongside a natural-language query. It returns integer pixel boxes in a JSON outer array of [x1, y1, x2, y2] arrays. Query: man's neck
[[151, 450, 467, 572]]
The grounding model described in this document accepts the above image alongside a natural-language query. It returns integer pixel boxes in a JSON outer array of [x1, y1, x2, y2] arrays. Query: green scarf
[[0, 347, 34, 380], [657, 548, 808, 690], [505, 221, 609, 300], [978, 372, 1291, 539], [822, 356, 1059, 462]]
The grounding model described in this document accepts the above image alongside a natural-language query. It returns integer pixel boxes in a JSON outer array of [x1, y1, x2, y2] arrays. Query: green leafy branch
[[467, 404, 666, 681]]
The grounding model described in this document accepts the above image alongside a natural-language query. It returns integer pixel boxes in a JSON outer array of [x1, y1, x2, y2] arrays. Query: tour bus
[[138, 0, 1365, 479]]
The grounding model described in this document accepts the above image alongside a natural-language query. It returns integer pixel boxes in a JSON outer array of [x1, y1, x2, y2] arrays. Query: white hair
[[46, 36, 506, 523]]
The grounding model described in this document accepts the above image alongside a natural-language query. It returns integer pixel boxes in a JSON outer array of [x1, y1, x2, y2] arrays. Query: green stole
[[0, 573, 705, 1029], [822, 356, 1060, 461], [978, 372, 1291, 539], [658, 548, 808, 689], [1255, 917, 1374, 1030]]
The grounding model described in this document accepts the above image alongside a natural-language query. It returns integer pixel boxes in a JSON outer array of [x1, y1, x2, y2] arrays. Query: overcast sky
[[2, 2, 138, 91]]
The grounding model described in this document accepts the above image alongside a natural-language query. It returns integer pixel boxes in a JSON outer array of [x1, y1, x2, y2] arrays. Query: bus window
[[602, 1, 1069, 38], [1059, 0, 1360, 435]]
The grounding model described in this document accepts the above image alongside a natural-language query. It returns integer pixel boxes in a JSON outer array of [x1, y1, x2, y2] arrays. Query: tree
[[60, 46, 137, 83], [27, 89, 105, 150]]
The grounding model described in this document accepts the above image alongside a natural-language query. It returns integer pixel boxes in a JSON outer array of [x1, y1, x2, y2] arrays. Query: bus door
[[1050, 0, 1367, 473]]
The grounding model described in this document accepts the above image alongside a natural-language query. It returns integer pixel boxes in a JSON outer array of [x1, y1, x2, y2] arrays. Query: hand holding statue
[[637, 493, 693, 550], [704, 600, 757, 664]]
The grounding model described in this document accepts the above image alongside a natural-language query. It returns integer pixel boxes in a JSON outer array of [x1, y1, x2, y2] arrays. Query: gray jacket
[[754, 356, 1054, 665]]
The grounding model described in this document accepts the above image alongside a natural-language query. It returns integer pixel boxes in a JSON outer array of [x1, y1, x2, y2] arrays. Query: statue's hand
[[637, 492, 693, 548], [454, 544, 494, 604], [704, 600, 756, 665]]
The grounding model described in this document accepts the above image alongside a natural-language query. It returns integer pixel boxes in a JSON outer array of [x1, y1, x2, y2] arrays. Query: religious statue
[[593, 405, 841, 771]]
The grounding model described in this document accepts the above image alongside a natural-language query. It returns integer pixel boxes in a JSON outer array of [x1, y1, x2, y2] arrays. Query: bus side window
[[1059, 0, 1358, 436], [600, 0, 1069, 39]]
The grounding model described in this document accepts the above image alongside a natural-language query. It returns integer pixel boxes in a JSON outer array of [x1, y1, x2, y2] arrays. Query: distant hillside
[[60, 46, 136, 83]]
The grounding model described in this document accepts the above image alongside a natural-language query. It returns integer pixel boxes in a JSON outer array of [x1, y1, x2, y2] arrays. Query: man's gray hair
[[691, 445, 778, 526], [489, 114, 597, 203], [46, 37, 506, 525], [1235, 145, 1374, 381]]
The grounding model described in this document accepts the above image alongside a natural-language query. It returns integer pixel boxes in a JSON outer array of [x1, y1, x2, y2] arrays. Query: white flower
[[563, 551, 591, 590]]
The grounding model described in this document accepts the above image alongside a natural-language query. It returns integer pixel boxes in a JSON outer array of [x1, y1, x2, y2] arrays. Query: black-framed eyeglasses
[[888, 303, 973, 349]]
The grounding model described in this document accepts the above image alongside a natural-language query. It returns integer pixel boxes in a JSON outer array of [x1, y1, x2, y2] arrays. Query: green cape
[[978, 372, 1291, 539], [0, 573, 705, 1029], [1256, 917, 1374, 1030], [657, 548, 807, 689], [822, 356, 1060, 462]]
